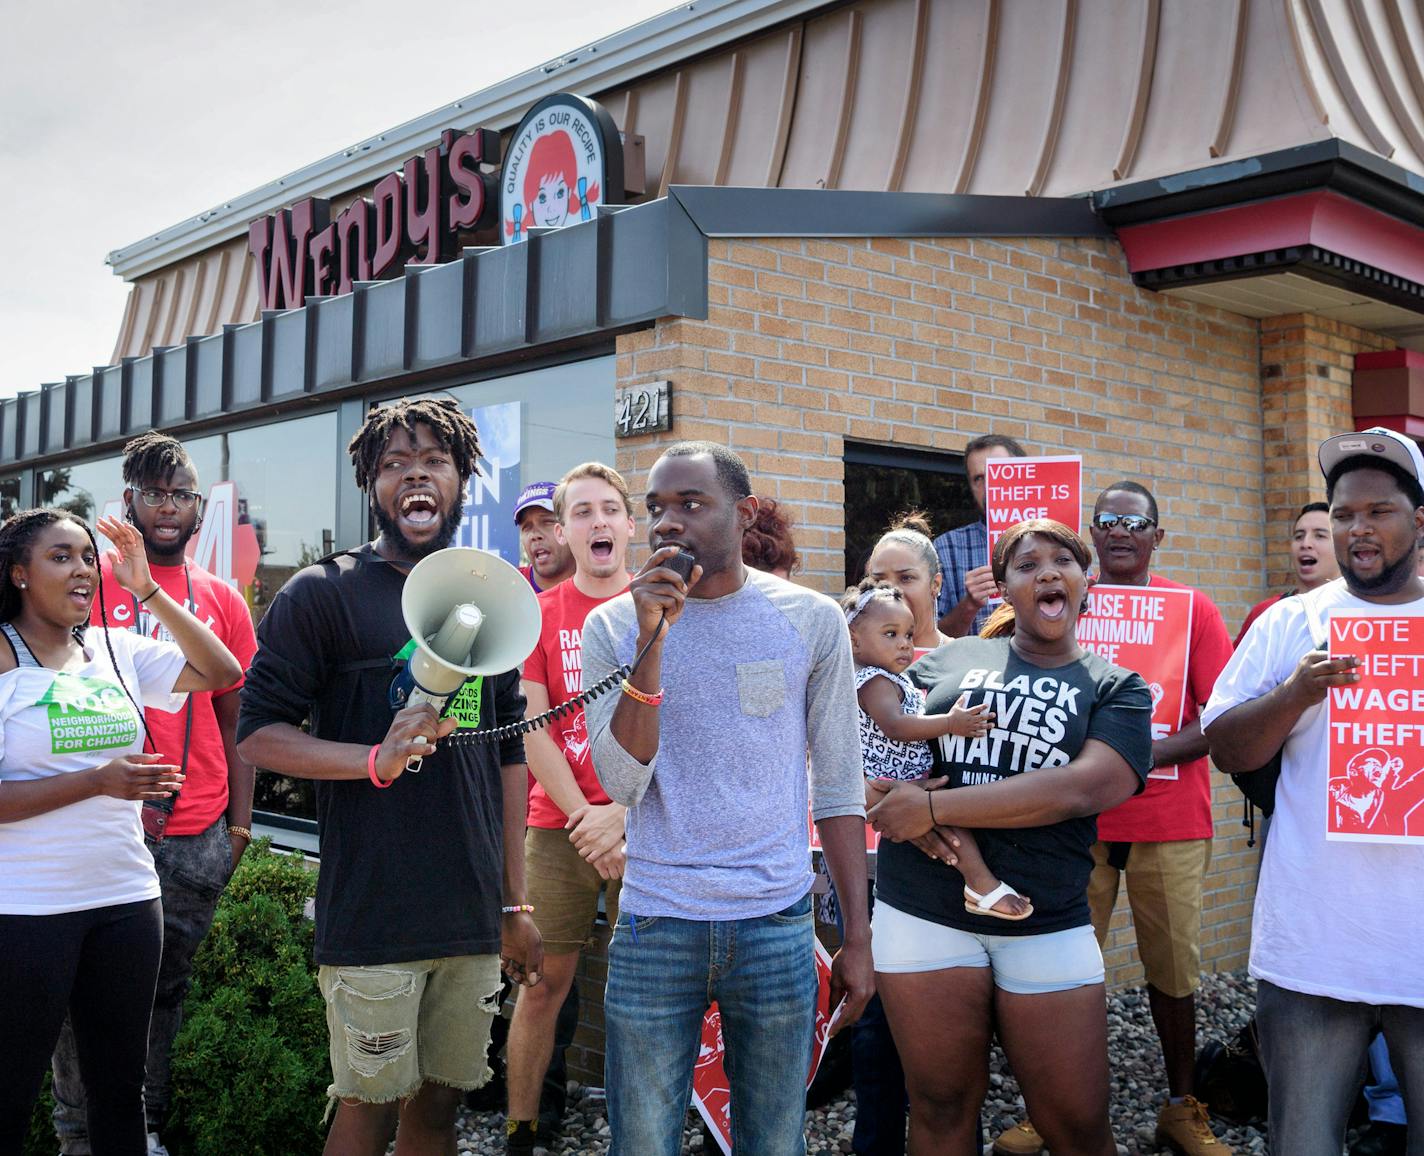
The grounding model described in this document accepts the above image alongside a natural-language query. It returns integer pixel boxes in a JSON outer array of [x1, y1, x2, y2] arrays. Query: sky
[[0, 0, 678, 399]]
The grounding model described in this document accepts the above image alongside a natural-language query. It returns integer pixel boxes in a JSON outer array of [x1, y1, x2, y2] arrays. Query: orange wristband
[[368, 744, 392, 788], [620, 678, 664, 707]]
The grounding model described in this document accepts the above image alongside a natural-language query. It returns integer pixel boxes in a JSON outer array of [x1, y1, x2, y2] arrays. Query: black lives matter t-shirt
[[877, 637, 1152, 936], [237, 546, 526, 966]]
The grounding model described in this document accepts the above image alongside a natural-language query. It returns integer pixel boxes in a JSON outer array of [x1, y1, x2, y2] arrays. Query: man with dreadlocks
[[50, 432, 258, 1156], [238, 397, 540, 1156]]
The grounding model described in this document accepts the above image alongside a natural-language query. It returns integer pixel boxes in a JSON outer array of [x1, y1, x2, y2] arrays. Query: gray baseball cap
[[1318, 426, 1424, 486]]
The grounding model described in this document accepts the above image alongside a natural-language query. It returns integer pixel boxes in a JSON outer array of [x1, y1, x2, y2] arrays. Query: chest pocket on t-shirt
[[736, 660, 785, 718]]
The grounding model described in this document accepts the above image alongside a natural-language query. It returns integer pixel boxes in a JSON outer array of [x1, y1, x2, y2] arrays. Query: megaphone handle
[[406, 738, 428, 774]]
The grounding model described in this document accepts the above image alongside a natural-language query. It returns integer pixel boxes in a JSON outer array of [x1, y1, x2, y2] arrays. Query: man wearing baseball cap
[[515, 481, 574, 592], [1203, 426, 1424, 1153]]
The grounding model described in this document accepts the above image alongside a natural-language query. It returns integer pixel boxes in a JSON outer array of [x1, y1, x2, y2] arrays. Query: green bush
[[162, 838, 329, 1155]]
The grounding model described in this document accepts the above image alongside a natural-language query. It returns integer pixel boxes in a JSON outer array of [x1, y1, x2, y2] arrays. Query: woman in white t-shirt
[[0, 508, 242, 1154]]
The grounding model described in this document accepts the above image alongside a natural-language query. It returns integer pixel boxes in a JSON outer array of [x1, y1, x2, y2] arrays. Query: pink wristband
[[368, 744, 392, 789]]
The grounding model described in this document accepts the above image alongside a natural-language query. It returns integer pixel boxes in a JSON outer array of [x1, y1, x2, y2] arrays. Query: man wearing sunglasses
[[50, 432, 256, 1156], [1084, 481, 1234, 1155]]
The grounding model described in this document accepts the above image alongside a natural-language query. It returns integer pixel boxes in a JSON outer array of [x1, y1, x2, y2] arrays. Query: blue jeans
[[605, 895, 817, 1156], [1257, 979, 1424, 1156], [53, 817, 232, 1151]]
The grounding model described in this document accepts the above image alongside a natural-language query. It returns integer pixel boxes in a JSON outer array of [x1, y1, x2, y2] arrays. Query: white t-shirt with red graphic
[[523, 577, 626, 829], [1203, 581, 1424, 1007], [0, 627, 188, 914]]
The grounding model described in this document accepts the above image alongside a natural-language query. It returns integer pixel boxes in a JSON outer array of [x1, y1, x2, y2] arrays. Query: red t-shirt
[[93, 559, 257, 835], [522, 578, 627, 828], [1235, 593, 1284, 648], [1095, 573, 1233, 843]]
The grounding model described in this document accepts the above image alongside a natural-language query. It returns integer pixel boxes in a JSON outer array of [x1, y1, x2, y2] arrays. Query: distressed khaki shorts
[[525, 825, 621, 955], [317, 954, 503, 1104], [1087, 838, 1211, 999]]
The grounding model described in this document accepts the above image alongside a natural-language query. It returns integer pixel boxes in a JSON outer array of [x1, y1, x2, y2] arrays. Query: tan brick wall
[[1260, 314, 1394, 591], [591, 241, 1404, 1017]]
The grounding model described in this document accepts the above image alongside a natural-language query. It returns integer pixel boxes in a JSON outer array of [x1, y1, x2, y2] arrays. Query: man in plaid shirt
[[934, 434, 1026, 638]]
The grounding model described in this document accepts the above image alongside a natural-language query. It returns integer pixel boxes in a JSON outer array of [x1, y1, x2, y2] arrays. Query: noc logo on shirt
[[941, 668, 1082, 781], [40, 675, 139, 754]]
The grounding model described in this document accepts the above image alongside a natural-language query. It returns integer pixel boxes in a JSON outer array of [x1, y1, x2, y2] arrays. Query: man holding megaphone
[[237, 397, 541, 1156]]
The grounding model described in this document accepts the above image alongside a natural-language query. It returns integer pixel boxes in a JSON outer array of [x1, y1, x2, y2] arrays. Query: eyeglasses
[[136, 488, 202, 509], [1092, 512, 1156, 533]]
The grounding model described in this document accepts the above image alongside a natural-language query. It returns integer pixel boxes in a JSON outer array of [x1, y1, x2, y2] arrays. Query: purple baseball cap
[[514, 481, 558, 522]]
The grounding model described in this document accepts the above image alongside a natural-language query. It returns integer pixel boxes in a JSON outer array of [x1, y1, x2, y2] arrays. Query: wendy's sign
[[500, 94, 621, 244], [247, 93, 622, 310]]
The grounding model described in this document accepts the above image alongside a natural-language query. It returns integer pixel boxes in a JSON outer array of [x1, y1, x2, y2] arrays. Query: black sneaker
[[1351, 1122, 1408, 1156], [505, 1118, 538, 1155]]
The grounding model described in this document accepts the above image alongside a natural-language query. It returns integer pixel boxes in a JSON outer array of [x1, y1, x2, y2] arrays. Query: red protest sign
[[1326, 613, 1424, 844], [984, 456, 1081, 547], [692, 940, 840, 1154], [1077, 584, 1193, 779]]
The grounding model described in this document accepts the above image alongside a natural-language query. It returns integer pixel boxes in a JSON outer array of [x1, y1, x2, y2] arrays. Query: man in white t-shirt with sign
[[1203, 426, 1424, 1155]]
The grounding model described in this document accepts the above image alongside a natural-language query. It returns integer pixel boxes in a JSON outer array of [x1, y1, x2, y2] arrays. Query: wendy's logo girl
[[505, 130, 600, 241]]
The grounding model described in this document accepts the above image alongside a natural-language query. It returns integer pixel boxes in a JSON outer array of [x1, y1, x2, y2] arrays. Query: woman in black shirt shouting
[[867, 519, 1153, 1156]]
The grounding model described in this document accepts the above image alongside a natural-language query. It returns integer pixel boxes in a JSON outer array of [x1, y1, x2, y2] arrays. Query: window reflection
[[38, 456, 126, 524], [0, 476, 20, 521]]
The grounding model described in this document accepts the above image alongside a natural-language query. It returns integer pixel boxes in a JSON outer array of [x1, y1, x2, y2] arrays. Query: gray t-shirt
[[582, 567, 864, 920]]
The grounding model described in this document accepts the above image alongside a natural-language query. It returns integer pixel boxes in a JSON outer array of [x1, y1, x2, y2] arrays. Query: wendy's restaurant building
[[10, 0, 1424, 1078]]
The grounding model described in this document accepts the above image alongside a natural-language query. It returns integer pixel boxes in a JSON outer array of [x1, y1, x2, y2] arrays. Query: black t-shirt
[[237, 545, 526, 966], [876, 637, 1152, 936]]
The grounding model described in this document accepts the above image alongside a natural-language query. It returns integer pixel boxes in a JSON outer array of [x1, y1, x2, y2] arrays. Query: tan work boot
[[1155, 1096, 1233, 1154], [991, 1118, 1045, 1156]]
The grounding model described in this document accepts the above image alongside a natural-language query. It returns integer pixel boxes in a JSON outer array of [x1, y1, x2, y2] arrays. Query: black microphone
[[664, 549, 697, 583]]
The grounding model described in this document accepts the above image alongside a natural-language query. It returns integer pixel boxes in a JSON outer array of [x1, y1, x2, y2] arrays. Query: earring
[[18, 582, 26, 589], [125, 505, 136, 524]]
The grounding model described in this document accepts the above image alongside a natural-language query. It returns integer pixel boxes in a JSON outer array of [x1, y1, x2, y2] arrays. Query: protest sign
[[692, 940, 841, 1154], [1078, 584, 1193, 779], [984, 455, 1081, 547], [1326, 612, 1424, 843]]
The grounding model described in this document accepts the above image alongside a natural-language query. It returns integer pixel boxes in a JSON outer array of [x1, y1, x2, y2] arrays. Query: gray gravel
[[439, 970, 1276, 1154]]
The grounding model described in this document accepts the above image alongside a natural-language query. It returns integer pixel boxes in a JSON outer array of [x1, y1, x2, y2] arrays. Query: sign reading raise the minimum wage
[[1326, 613, 1424, 844], [1078, 584, 1193, 780], [984, 456, 1081, 546]]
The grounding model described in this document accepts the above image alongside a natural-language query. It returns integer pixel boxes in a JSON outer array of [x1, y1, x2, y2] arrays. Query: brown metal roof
[[111, 0, 1424, 362]]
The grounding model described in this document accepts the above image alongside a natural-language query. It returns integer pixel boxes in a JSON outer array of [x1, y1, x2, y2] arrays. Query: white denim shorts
[[871, 900, 1105, 994]]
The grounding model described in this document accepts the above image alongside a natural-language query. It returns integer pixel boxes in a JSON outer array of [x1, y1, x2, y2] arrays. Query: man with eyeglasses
[[51, 432, 256, 1156], [1085, 480, 1234, 1156]]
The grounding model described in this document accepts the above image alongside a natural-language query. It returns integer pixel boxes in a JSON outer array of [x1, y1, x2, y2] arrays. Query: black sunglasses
[[1092, 512, 1156, 533], [136, 488, 203, 510]]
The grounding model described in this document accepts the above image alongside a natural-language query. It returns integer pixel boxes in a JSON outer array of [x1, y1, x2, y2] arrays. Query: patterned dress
[[855, 666, 934, 781]]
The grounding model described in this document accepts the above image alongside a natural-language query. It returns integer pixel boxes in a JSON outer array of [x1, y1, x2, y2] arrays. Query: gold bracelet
[[228, 825, 252, 841], [620, 678, 664, 707]]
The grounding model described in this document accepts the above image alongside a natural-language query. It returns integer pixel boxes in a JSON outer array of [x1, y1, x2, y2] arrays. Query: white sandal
[[963, 881, 1033, 921]]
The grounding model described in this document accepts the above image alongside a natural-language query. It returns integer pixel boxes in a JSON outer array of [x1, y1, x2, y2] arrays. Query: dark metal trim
[[844, 438, 967, 474], [3, 196, 707, 473], [669, 186, 1110, 238], [1093, 139, 1424, 229]]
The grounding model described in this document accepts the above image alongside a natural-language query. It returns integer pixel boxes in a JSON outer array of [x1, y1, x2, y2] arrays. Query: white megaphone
[[399, 547, 542, 771]]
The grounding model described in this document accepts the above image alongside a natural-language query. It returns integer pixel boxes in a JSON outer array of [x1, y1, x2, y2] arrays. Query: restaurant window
[[39, 455, 127, 524], [843, 443, 975, 587], [435, 355, 616, 565], [184, 411, 340, 828], [0, 476, 20, 520]]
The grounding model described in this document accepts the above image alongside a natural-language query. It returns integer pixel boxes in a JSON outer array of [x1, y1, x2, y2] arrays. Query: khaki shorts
[[1087, 838, 1211, 999], [318, 954, 502, 1104], [526, 825, 621, 955]]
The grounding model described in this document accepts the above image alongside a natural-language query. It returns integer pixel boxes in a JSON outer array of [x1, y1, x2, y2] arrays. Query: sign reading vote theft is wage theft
[[1327, 612, 1424, 844], [984, 456, 1081, 547]]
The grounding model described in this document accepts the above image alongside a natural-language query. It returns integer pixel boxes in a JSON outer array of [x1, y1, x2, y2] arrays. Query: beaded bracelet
[[502, 904, 535, 915], [367, 744, 393, 789], [620, 679, 664, 707], [228, 825, 252, 841]]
